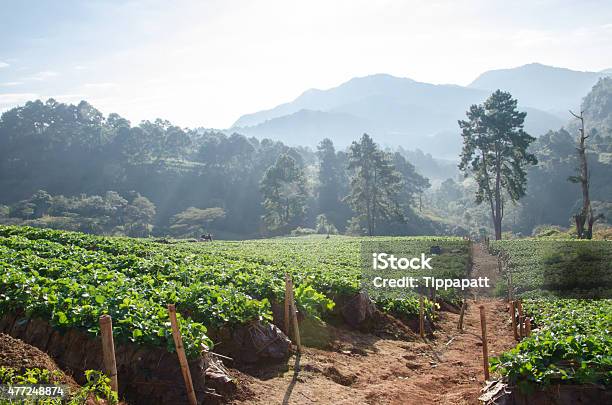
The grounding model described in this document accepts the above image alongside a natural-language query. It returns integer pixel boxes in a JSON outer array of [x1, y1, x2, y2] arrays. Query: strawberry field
[[0, 225, 469, 359], [489, 240, 612, 390]]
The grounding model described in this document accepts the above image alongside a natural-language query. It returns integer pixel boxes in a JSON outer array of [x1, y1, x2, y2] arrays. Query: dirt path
[[229, 244, 516, 405]]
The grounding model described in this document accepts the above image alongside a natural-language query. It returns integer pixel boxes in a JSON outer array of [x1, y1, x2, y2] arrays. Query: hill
[[231, 65, 602, 158], [469, 63, 610, 114]]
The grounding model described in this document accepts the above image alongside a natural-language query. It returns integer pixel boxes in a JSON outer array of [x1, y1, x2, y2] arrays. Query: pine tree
[[260, 153, 307, 232], [458, 90, 537, 240], [345, 134, 404, 235]]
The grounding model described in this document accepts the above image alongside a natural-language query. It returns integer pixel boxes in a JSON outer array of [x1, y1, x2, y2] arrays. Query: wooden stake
[[457, 299, 467, 330], [419, 296, 425, 339], [510, 301, 518, 341], [284, 274, 290, 335], [525, 317, 531, 337], [167, 304, 198, 405], [479, 305, 490, 381], [99, 315, 118, 394], [507, 266, 513, 303], [517, 300, 524, 339], [432, 287, 436, 308], [288, 278, 301, 352]]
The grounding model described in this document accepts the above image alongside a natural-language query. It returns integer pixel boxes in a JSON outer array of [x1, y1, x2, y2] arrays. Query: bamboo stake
[[284, 273, 290, 335], [99, 315, 118, 394], [479, 305, 490, 381], [507, 264, 513, 303], [432, 287, 436, 309], [419, 296, 425, 339], [510, 301, 518, 341], [457, 299, 467, 330], [525, 317, 531, 337], [288, 278, 301, 352], [517, 300, 524, 339], [167, 304, 197, 405]]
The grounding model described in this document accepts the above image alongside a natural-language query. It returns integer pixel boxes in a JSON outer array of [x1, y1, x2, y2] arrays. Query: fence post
[[419, 296, 425, 339], [517, 300, 524, 339], [288, 277, 301, 352], [284, 274, 290, 335], [525, 317, 531, 337], [99, 315, 118, 394], [457, 299, 466, 330], [167, 304, 198, 405], [479, 305, 490, 381], [510, 301, 518, 341], [507, 260, 513, 303]]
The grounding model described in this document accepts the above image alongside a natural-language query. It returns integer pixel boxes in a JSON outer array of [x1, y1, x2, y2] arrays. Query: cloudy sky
[[1, 0, 611, 128]]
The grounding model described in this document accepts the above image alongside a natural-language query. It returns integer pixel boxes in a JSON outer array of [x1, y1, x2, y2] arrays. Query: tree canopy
[[459, 90, 537, 239]]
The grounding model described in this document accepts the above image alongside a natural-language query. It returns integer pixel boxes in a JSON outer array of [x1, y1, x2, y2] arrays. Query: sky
[[1, 0, 612, 129]]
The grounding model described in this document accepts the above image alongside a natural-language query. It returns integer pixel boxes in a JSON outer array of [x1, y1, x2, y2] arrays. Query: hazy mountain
[[567, 76, 612, 136], [232, 74, 489, 158], [234, 109, 374, 148], [469, 63, 610, 115], [233, 74, 488, 130], [231, 64, 606, 159]]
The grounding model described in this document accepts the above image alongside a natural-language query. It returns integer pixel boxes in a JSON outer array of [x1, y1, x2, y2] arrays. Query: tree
[[458, 90, 537, 240], [316, 139, 344, 229], [315, 214, 338, 235], [30, 190, 52, 217], [392, 152, 430, 206], [345, 134, 404, 236], [260, 153, 308, 232], [124, 195, 157, 237], [568, 110, 603, 239]]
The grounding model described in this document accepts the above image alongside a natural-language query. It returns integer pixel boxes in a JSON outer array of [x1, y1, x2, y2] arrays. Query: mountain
[[235, 109, 373, 148], [233, 74, 488, 130], [232, 74, 490, 158], [569, 76, 612, 136], [469, 63, 610, 115], [231, 65, 608, 159]]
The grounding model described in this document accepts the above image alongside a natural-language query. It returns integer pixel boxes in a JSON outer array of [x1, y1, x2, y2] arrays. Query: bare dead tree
[[568, 110, 602, 239]]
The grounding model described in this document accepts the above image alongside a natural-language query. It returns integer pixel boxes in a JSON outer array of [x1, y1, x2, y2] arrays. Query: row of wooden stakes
[[419, 297, 491, 381], [98, 304, 199, 405], [509, 300, 531, 341], [96, 275, 306, 405]]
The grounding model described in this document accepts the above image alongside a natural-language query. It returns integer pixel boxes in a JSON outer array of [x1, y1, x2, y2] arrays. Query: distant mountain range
[[230, 63, 610, 159]]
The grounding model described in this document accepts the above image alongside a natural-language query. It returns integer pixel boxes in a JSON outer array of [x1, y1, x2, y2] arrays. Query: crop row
[[489, 239, 612, 389], [0, 226, 469, 357], [491, 299, 611, 388], [489, 239, 612, 298]]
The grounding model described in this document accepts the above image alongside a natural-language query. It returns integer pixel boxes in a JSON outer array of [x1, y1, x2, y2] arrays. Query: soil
[[227, 243, 517, 405], [0, 332, 79, 389]]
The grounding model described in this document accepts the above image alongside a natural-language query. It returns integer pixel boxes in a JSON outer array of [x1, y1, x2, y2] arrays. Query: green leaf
[[56, 312, 68, 325]]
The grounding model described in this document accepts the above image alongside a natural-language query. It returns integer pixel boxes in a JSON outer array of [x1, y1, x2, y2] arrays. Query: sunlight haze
[[1, 0, 611, 128]]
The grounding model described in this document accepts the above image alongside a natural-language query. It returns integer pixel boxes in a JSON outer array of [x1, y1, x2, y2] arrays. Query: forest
[[1, 78, 611, 240]]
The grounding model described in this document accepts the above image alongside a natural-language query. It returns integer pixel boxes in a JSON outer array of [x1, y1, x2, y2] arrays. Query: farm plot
[[0, 226, 469, 359], [489, 240, 612, 391]]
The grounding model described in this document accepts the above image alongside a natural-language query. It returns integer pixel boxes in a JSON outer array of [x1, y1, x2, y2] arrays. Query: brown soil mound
[[0, 332, 79, 389]]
